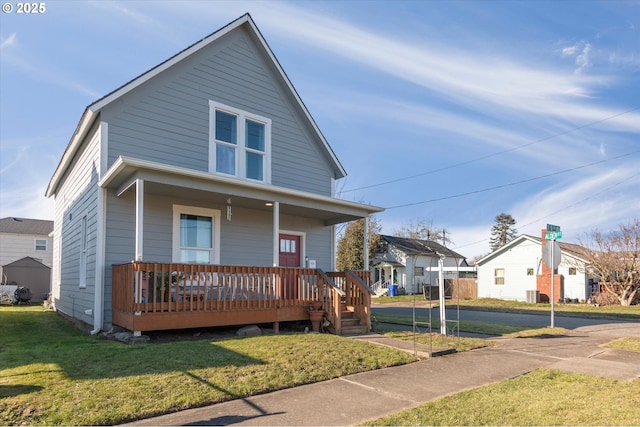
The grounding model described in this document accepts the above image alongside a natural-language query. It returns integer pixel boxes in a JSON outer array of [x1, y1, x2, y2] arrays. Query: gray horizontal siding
[[103, 26, 334, 197], [54, 127, 101, 324]]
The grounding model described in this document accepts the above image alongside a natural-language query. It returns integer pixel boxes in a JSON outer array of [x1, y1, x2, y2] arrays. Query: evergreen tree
[[489, 213, 517, 251], [336, 216, 381, 271]]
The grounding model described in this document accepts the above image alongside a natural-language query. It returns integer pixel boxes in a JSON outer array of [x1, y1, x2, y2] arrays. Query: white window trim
[[172, 205, 221, 264], [208, 100, 272, 183], [35, 239, 47, 251], [494, 267, 505, 286]]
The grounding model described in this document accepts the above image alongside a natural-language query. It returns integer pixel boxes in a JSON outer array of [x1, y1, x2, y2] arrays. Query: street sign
[[543, 240, 561, 270], [546, 224, 561, 232], [545, 231, 562, 240]]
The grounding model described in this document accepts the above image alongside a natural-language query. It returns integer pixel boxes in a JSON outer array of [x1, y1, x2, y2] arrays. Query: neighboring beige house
[[0, 217, 53, 299]]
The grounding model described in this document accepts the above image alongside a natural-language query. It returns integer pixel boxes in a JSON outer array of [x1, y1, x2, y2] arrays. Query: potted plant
[[308, 300, 324, 332]]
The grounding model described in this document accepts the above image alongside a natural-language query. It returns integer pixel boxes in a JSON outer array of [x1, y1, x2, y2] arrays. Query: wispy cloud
[[0, 38, 101, 99], [511, 165, 640, 235], [560, 41, 593, 74], [0, 32, 16, 50], [254, 5, 615, 119], [88, 0, 163, 27]]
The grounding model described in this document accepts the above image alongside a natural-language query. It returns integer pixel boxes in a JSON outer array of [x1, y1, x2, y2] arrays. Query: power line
[[450, 170, 640, 252], [340, 106, 640, 194], [385, 149, 640, 211]]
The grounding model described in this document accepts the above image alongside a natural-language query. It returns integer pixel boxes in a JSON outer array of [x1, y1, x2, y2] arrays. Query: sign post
[[545, 224, 562, 328]]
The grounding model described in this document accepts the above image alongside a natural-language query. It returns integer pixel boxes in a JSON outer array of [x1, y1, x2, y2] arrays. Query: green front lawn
[[363, 368, 640, 426], [0, 306, 416, 425]]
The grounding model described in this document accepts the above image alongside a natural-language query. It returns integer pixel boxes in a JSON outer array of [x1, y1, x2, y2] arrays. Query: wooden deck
[[112, 262, 372, 335]]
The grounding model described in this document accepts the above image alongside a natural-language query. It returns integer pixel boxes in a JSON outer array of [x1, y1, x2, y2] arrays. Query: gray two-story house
[[46, 14, 382, 336]]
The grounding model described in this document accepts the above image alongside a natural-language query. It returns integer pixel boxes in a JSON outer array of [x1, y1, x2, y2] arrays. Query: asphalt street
[[371, 303, 635, 331]]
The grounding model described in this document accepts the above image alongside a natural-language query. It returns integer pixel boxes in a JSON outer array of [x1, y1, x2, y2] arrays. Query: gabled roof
[[378, 235, 466, 260], [46, 13, 346, 197], [476, 234, 590, 265], [0, 218, 53, 235], [3, 256, 50, 269]]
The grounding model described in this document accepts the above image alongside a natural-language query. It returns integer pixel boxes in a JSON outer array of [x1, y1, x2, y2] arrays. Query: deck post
[[273, 321, 279, 333], [272, 201, 279, 266], [135, 179, 144, 261]]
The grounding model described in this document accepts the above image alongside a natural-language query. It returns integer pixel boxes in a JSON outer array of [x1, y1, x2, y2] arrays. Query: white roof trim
[[477, 235, 589, 266], [45, 109, 95, 197], [46, 14, 346, 198], [100, 156, 383, 215]]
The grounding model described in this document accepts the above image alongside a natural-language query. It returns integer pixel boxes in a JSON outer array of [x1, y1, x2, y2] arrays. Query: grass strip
[[605, 337, 640, 352], [374, 296, 640, 319], [372, 312, 540, 336], [362, 368, 640, 426]]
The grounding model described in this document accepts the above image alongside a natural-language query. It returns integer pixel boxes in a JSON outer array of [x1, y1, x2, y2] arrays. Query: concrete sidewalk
[[122, 323, 640, 426]]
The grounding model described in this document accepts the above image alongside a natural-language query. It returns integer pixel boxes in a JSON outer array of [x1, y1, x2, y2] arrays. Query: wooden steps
[[336, 308, 369, 336]]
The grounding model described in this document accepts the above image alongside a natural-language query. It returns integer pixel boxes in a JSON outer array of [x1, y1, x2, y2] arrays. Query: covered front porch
[[112, 262, 372, 336]]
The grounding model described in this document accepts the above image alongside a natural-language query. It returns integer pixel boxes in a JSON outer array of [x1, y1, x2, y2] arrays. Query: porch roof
[[99, 156, 384, 225]]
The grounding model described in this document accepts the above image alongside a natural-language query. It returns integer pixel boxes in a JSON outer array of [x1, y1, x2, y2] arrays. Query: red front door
[[279, 234, 301, 299], [279, 234, 301, 267]]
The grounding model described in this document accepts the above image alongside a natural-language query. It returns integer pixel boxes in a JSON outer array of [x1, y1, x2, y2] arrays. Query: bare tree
[[581, 218, 640, 306], [393, 218, 453, 245], [336, 216, 381, 271]]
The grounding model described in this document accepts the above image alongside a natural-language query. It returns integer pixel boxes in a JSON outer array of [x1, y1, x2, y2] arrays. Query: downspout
[[91, 122, 108, 335], [91, 187, 106, 335]]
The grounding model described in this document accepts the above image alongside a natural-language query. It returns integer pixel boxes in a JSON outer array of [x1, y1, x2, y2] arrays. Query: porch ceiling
[[99, 156, 383, 225]]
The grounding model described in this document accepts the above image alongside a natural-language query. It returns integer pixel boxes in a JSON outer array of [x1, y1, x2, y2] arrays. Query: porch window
[[209, 100, 271, 183], [172, 205, 221, 264], [494, 268, 505, 285]]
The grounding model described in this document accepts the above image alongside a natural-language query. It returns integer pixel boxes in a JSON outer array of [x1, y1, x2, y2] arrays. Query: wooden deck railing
[[111, 262, 355, 334], [327, 270, 373, 332]]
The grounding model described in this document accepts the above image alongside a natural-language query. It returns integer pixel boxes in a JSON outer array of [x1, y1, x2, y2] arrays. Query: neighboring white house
[[0, 217, 53, 283], [476, 233, 593, 302], [372, 235, 471, 295]]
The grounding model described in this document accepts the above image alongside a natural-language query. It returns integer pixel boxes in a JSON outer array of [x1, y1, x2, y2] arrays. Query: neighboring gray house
[[45, 14, 382, 334], [372, 235, 470, 295], [0, 217, 53, 288]]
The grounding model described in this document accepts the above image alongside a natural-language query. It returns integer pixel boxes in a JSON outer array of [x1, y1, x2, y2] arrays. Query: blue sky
[[1, 0, 638, 259]]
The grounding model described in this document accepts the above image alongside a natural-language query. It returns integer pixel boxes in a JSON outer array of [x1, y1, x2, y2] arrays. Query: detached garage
[[2, 257, 51, 302]]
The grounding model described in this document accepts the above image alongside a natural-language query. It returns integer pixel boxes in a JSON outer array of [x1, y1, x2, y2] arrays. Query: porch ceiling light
[[265, 202, 273, 206]]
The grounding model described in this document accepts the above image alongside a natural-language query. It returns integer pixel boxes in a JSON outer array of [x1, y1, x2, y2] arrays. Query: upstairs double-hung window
[[209, 101, 271, 183]]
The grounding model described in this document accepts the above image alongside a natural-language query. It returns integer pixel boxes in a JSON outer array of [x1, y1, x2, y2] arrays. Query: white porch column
[[272, 201, 279, 266], [135, 179, 144, 261], [363, 216, 369, 270]]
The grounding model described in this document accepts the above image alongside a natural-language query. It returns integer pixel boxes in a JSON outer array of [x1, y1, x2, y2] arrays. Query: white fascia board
[[45, 109, 97, 198], [244, 18, 347, 179], [91, 15, 251, 112], [99, 156, 382, 215]]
